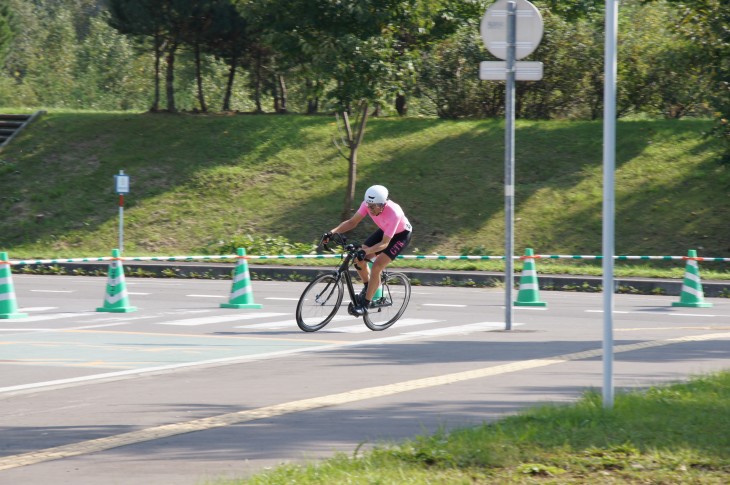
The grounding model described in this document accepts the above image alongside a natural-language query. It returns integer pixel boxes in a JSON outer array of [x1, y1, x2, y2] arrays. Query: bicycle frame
[[331, 249, 360, 307]]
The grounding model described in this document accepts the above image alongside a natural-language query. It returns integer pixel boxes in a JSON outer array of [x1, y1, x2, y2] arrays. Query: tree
[[333, 101, 369, 220], [205, 0, 249, 112], [0, 1, 13, 64], [75, 13, 151, 110], [109, 0, 205, 113], [656, 0, 730, 161], [108, 0, 168, 111]]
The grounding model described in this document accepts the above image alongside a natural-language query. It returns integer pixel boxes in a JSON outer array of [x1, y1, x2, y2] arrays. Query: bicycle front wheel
[[363, 272, 411, 331], [296, 274, 344, 332]]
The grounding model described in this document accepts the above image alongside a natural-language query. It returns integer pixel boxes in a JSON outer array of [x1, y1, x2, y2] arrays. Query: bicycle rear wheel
[[363, 272, 411, 331], [296, 274, 344, 332]]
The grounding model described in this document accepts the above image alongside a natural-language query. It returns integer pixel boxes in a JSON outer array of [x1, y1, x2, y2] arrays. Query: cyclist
[[324, 185, 413, 315]]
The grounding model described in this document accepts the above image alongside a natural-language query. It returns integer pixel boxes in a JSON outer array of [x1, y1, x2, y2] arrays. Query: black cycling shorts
[[364, 229, 412, 261]]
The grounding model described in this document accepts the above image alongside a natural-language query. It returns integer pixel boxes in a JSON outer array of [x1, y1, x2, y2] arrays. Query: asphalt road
[[0, 274, 729, 484]]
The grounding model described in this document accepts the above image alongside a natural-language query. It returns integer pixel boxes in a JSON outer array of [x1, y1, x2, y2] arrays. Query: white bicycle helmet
[[364, 185, 388, 204]]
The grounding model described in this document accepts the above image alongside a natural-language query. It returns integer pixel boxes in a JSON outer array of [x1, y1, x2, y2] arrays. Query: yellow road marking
[[0, 331, 728, 472]]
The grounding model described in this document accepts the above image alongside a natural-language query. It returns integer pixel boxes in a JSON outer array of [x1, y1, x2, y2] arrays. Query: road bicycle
[[295, 233, 411, 332]]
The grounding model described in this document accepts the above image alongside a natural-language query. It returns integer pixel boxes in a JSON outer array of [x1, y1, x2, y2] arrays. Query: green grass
[[1, 111, 728, 279], [218, 371, 730, 484]]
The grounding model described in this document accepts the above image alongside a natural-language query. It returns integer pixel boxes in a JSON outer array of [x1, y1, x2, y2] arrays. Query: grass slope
[[0, 112, 728, 265], [235, 371, 730, 484]]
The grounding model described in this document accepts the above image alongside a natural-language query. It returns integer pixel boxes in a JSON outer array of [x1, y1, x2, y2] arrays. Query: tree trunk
[[342, 146, 358, 221], [194, 42, 207, 113], [306, 79, 318, 114], [151, 34, 163, 112], [395, 94, 407, 116], [340, 101, 369, 221], [277, 74, 288, 113], [272, 73, 280, 112], [222, 55, 237, 112], [253, 52, 263, 113], [165, 41, 178, 113]]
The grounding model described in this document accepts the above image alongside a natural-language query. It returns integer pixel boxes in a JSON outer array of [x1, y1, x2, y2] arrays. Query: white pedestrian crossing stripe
[[157, 313, 286, 326], [406, 321, 523, 336], [238, 315, 353, 329], [8, 313, 97, 323], [325, 318, 440, 334]]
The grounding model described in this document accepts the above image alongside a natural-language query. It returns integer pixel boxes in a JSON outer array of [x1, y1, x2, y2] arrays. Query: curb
[[14, 261, 730, 298]]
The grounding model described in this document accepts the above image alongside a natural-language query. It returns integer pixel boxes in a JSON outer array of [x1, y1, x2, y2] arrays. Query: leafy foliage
[[0, 0, 725, 129]]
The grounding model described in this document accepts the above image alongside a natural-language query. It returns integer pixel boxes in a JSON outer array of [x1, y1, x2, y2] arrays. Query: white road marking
[[29, 290, 72, 293], [18, 307, 57, 312], [423, 304, 467, 308], [407, 321, 522, 336], [127, 292, 151, 296], [326, 318, 440, 334], [78, 322, 155, 330], [186, 294, 225, 298], [265, 297, 299, 301], [157, 313, 286, 326], [586, 310, 718, 317], [240, 315, 352, 329], [5, 313, 97, 323]]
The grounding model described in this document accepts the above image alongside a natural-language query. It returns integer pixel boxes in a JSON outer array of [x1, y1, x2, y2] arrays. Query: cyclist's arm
[[330, 211, 365, 235], [363, 235, 391, 256]]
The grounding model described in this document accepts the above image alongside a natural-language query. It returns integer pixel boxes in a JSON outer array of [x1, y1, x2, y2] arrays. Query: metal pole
[[602, 0, 619, 409], [504, 1, 517, 331], [119, 194, 124, 254]]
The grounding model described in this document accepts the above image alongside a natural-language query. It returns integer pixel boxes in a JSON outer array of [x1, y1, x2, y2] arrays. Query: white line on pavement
[[157, 313, 286, 326], [5, 313, 97, 323], [325, 318, 440, 334], [586, 310, 718, 317], [423, 304, 467, 308], [239, 315, 352, 329], [407, 321, 522, 336]]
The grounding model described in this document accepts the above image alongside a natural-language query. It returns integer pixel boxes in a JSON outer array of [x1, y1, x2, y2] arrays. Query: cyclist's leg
[[354, 260, 369, 286], [365, 230, 411, 303], [365, 254, 390, 302], [358, 229, 385, 287]]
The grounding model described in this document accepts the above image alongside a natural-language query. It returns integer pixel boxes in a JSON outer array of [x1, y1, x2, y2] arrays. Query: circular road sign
[[480, 0, 544, 60]]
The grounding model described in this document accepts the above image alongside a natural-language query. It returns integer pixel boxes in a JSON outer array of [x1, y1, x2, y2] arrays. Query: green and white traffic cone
[[220, 248, 263, 309], [96, 249, 137, 313], [0, 252, 28, 319], [514, 248, 547, 307], [672, 249, 712, 308]]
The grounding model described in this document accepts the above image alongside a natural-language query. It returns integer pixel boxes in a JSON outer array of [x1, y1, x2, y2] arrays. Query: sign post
[[114, 170, 130, 254], [480, 0, 543, 331], [602, 0, 619, 409]]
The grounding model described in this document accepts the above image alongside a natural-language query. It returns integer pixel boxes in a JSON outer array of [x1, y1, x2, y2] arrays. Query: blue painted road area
[[1, 329, 329, 370]]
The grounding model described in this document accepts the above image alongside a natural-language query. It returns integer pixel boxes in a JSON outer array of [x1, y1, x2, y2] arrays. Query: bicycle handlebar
[[318, 233, 365, 260]]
